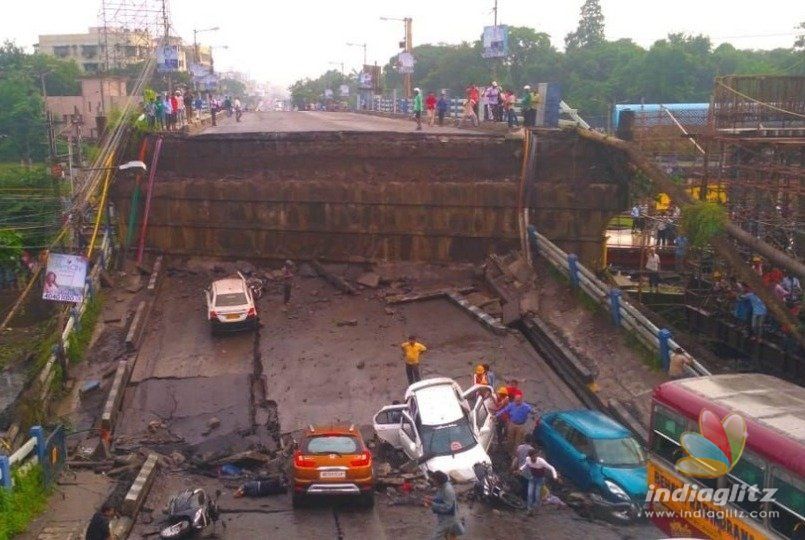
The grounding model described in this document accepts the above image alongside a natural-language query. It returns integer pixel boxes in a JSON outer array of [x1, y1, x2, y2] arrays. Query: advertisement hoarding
[[396, 52, 415, 74], [156, 44, 181, 72], [482, 25, 508, 58], [42, 253, 88, 304]]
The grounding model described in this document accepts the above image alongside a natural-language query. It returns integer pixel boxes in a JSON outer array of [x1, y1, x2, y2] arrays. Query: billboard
[[339, 84, 350, 97], [42, 253, 88, 304], [359, 64, 381, 91], [396, 52, 415, 74], [324, 88, 334, 99], [482, 25, 509, 58], [156, 44, 181, 72]]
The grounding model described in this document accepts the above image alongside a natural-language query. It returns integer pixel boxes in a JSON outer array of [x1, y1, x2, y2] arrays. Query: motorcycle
[[472, 462, 526, 511], [159, 488, 222, 539], [246, 276, 265, 300]]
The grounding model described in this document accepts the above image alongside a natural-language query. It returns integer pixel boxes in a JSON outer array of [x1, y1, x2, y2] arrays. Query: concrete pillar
[[568, 254, 580, 288], [659, 328, 672, 372], [609, 289, 622, 326], [0, 455, 11, 488]]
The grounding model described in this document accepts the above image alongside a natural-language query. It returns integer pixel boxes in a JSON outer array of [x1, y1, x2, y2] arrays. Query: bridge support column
[[0, 455, 11, 488], [567, 254, 580, 288], [608, 288, 622, 326]]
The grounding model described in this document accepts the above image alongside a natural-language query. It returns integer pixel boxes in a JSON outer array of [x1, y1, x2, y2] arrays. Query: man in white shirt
[[519, 448, 559, 513], [645, 248, 660, 293]]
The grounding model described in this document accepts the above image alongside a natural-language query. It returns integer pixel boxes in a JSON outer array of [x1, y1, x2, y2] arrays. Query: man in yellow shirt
[[401, 335, 427, 385]]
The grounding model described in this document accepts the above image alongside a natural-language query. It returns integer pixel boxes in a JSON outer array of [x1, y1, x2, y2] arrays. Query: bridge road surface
[[198, 110, 485, 134], [124, 263, 660, 539]]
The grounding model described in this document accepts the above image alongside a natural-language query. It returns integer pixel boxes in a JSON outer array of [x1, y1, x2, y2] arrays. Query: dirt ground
[[115, 258, 660, 540], [531, 260, 668, 426]]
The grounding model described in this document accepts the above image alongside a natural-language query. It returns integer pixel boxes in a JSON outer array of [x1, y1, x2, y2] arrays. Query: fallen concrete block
[[446, 292, 507, 335], [310, 259, 357, 295], [356, 272, 380, 288], [121, 453, 159, 518], [507, 256, 533, 284], [385, 286, 474, 305], [465, 292, 494, 308], [519, 290, 541, 315], [147, 255, 163, 293]]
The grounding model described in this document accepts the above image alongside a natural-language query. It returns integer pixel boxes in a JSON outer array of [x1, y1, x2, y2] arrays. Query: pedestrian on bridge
[[436, 91, 449, 126], [426, 91, 437, 126], [412, 88, 424, 131], [521, 86, 534, 127], [401, 334, 427, 384]]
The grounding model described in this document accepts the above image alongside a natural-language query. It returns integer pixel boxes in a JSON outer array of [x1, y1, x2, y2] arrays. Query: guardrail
[[368, 95, 524, 125], [527, 225, 710, 377], [0, 425, 66, 489]]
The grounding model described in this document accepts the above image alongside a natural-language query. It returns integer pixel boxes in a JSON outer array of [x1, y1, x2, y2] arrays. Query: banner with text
[[42, 253, 88, 304]]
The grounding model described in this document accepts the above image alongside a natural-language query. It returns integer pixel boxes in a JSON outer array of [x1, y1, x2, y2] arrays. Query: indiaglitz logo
[[675, 409, 747, 478]]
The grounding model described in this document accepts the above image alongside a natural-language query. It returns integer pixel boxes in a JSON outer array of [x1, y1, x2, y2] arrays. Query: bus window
[[725, 452, 766, 518], [651, 405, 686, 464], [769, 467, 805, 539]]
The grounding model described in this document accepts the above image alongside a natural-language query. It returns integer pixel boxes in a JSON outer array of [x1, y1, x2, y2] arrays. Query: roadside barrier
[[527, 225, 710, 377], [0, 425, 66, 489]]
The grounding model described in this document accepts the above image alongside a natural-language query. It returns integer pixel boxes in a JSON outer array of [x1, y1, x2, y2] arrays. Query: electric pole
[[380, 16, 413, 98]]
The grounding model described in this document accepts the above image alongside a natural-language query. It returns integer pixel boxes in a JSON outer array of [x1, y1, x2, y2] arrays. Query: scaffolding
[[706, 76, 804, 259], [98, 0, 167, 72]]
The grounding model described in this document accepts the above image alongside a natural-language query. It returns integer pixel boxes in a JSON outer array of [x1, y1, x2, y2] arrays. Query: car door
[[398, 412, 422, 460], [545, 418, 575, 477], [373, 404, 409, 449], [565, 428, 595, 489], [469, 395, 493, 450], [551, 421, 591, 487]]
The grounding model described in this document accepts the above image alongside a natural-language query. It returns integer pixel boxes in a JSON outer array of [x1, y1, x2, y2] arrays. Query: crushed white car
[[373, 377, 494, 482], [204, 273, 258, 334]]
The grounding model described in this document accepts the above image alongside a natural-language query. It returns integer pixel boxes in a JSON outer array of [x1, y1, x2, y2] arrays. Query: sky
[[1, 0, 802, 88]]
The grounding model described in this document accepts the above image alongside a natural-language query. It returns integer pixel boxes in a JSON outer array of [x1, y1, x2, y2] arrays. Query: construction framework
[[705, 76, 804, 259], [98, 0, 167, 73]]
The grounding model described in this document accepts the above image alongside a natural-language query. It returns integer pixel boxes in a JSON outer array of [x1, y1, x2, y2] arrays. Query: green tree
[[565, 0, 606, 50]]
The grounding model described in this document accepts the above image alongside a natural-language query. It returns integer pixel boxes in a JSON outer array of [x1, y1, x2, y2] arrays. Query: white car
[[204, 274, 258, 334], [373, 377, 494, 482]]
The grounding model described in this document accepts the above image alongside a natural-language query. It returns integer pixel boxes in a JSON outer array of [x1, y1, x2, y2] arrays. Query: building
[[37, 27, 152, 73], [46, 77, 136, 139]]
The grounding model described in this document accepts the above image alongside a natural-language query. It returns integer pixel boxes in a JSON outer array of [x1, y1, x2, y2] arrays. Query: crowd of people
[[142, 90, 243, 131], [409, 81, 543, 130]]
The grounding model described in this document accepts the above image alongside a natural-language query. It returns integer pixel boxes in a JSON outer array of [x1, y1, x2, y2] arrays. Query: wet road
[[124, 261, 660, 539], [198, 111, 483, 135]]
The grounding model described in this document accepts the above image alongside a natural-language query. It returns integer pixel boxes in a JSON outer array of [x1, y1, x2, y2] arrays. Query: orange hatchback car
[[291, 425, 375, 508]]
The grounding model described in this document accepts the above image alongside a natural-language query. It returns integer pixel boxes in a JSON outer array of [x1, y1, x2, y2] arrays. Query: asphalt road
[[198, 111, 484, 135], [120, 259, 660, 539]]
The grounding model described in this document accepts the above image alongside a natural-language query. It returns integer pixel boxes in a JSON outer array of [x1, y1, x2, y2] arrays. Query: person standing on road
[[495, 393, 533, 454], [412, 88, 424, 131], [668, 347, 693, 379], [645, 247, 661, 293], [281, 260, 294, 306], [401, 334, 427, 385], [86, 503, 116, 540], [511, 433, 536, 500], [425, 91, 437, 126], [520, 448, 559, 514], [436, 91, 449, 126], [493, 386, 510, 444], [466, 84, 480, 118], [424, 471, 464, 539]]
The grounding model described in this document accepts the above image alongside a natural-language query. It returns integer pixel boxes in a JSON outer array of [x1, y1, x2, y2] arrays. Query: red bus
[[648, 373, 804, 539]]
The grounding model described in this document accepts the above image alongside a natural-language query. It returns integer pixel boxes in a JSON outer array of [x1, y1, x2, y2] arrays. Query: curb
[[608, 398, 649, 446], [446, 292, 507, 335], [100, 360, 129, 433], [125, 301, 147, 352], [121, 453, 159, 518]]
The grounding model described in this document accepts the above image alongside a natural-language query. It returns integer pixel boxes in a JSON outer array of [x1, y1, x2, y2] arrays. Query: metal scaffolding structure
[[98, 0, 167, 72], [706, 76, 804, 259]]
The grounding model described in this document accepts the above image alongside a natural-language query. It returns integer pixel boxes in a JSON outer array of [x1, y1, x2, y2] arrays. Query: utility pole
[[491, 0, 499, 80], [346, 42, 367, 66], [380, 17, 413, 98], [404, 18, 412, 99], [161, 0, 172, 93]]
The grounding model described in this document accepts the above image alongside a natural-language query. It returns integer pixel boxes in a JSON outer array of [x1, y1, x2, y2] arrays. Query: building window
[[83, 63, 99, 74], [53, 46, 70, 58], [81, 45, 98, 58]]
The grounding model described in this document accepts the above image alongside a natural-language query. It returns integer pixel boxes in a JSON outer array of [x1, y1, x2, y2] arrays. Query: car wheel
[[360, 491, 375, 508], [292, 492, 305, 508]]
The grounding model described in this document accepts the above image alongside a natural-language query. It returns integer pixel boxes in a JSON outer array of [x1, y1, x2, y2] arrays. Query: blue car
[[533, 410, 647, 505]]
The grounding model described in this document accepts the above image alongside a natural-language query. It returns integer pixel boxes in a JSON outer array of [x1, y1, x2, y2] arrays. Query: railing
[[527, 225, 710, 377], [37, 228, 114, 403], [0, 425, 66, 488], [368, 95, 524, 125]]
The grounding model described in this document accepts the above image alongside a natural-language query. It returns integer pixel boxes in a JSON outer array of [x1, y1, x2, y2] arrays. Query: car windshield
[[215, 292, 247, 307], [304, 435, 359, 454], [420, 417, 477, 458], [593, 437, 646, 467]]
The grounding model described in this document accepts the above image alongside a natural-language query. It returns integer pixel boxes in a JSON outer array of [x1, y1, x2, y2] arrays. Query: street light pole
[[346, 42, 367, 66], [380, 16, 413, 98]]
